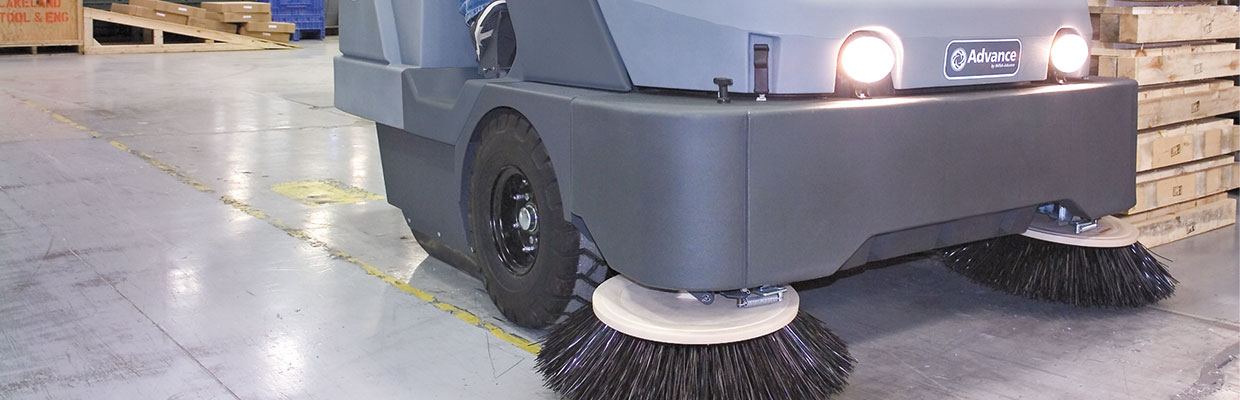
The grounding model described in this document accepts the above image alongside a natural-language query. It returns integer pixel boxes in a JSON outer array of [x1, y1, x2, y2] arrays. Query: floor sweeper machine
[[335, 1, 1176, 398]]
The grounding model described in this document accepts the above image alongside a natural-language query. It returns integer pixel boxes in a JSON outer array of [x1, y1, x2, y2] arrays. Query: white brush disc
[[1021, 215, 1140, 248], [591, 276, 799, 345]]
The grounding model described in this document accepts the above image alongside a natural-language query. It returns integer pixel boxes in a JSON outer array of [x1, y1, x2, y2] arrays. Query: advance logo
[[944, 39, 1022, 79]]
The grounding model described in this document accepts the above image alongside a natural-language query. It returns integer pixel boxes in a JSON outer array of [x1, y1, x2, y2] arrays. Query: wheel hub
[[489, 166, 539, 275], [517, 203, 538, 232]]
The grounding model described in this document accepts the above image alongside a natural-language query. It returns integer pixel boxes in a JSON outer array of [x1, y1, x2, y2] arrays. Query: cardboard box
[[201, 2, 272, 14], [110, 3, 140, 14], [239, 27, 290, 43], [219, 12, 272, 23], [188, 17, 236, 33], [244, 21, 295, 34], [144, 8, 190, 24], [204, 11, 225, 21], [128, 0, 206, 18], [110, 3, 190, 25]]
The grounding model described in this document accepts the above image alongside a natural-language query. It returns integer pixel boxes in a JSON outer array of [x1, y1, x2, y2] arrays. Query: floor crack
[[1173, 342, 1239, 400]]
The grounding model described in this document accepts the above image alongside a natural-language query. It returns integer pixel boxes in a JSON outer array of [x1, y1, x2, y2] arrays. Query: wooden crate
[[1137, 118, 1239, 172], [1131, 155, 1239, 214], [1122, 193, 1237, 247], [0, 0, 83, 49]]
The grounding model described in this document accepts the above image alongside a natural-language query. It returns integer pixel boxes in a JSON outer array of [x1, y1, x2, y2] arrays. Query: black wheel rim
[[489, 166, 538, 276]]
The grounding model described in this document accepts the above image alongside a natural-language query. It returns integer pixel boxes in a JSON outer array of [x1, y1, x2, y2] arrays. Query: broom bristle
[[941, 235, 1177, 307], [535, 307, 855, 400]]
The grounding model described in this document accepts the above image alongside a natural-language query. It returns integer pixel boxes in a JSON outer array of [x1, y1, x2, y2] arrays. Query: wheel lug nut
[[522, 245, 536, 253]]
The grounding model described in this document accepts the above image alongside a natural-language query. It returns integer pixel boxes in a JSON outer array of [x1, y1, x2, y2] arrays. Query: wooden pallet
[[1093, 42, 1240, 86], [1138, 118, 1240, 171], [1131, 155, 1239, 214], [0, 44, 82, 55], [1137, 80, 1240, 130], [1122, 193, 1237, 247], [81, 8, 295, 55], [1092, 5, 1240, 44], [1094, 1, 1239, 247]]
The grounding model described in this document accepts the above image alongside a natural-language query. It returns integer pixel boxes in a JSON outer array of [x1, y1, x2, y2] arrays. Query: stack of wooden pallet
[[1090, 0, 1240, 246]]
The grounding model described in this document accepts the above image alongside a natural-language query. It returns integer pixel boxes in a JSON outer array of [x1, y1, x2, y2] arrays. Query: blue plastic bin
[[261, 0, 326, 41]]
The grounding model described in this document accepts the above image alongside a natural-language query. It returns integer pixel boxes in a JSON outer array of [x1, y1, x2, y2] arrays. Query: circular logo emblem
[[950, 48, 968, 72]]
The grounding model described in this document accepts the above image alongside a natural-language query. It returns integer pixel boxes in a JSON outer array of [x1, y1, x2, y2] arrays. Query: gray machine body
[[335, 0, 1137, 291], [598, 0, 1091, 94]]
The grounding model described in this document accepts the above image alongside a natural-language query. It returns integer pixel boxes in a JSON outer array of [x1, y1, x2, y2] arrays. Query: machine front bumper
[[569, 78, 1138, 291]]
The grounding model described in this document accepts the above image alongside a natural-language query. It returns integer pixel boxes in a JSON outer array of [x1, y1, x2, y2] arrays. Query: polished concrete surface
[[1, 40, 1237, 399]]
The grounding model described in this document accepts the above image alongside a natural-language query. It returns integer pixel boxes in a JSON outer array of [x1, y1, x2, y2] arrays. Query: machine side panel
[[338, 0, 474, 68], [337, 0, 389, 63], [377, 124, 472, 254], [335, 57, 406, 129], [389, 0, 476, 68], [401, 67, 485, 145], [570, 98, 749, 291], [506, 0, 632, 92], [335, 0, 406, 128], [745, 79, 1138, 285], [596, 0, 759, 93]]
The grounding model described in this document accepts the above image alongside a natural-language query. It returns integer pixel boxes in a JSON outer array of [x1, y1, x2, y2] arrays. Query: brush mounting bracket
[[690, 285, 789, 308], [1024, 215, 1140, 249], [720, 286, 788, 308], [592, 276, 799, 345], [1037, 203, 1099, 234]]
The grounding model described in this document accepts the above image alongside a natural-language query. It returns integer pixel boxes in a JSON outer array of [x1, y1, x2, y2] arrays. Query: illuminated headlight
[[1051, 32, 1089, 74], [840, 36, 896, 84]]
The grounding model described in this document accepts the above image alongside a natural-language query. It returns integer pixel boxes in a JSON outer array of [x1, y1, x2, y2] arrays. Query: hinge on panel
[[754, 44, 770, 102]]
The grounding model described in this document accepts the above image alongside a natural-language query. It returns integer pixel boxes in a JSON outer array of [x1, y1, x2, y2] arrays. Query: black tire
[[468, 111, 605, 328]]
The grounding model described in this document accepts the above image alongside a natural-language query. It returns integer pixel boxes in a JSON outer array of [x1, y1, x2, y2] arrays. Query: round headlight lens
[[1051, 32, 1089, 74], [840, 36, 896, 84]]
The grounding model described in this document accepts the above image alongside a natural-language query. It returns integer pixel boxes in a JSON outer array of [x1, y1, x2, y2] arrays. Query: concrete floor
[[0, 40, 1237, 400]]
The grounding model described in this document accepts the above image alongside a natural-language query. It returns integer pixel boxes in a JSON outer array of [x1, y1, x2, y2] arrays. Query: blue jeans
[[459, 0, 493, 23]]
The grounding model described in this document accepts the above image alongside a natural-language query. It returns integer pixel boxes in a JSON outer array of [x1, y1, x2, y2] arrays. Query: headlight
[[1051, 32, 1089, 74], [840, 36, 896, 84]]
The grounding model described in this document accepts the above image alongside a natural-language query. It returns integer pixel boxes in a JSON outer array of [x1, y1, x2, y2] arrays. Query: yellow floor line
[[17, 96, 542, 355]]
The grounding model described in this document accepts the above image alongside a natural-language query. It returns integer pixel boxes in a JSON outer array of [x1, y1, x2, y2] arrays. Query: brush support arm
[[1022, 216, 1140, 249], [592, 276, 799, 345]]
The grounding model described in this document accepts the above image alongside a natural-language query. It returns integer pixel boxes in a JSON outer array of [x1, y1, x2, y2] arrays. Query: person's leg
[[463, 0, 514, 77], [459, 0, 492, 24]]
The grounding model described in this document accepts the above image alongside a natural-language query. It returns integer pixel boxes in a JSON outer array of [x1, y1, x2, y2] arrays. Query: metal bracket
[[689, 291, 715, 305], [1037, 203, 1099, 234], [714, 77, 733, 104], [719, 285, 788, 308], [753, 44, 770, 100]]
